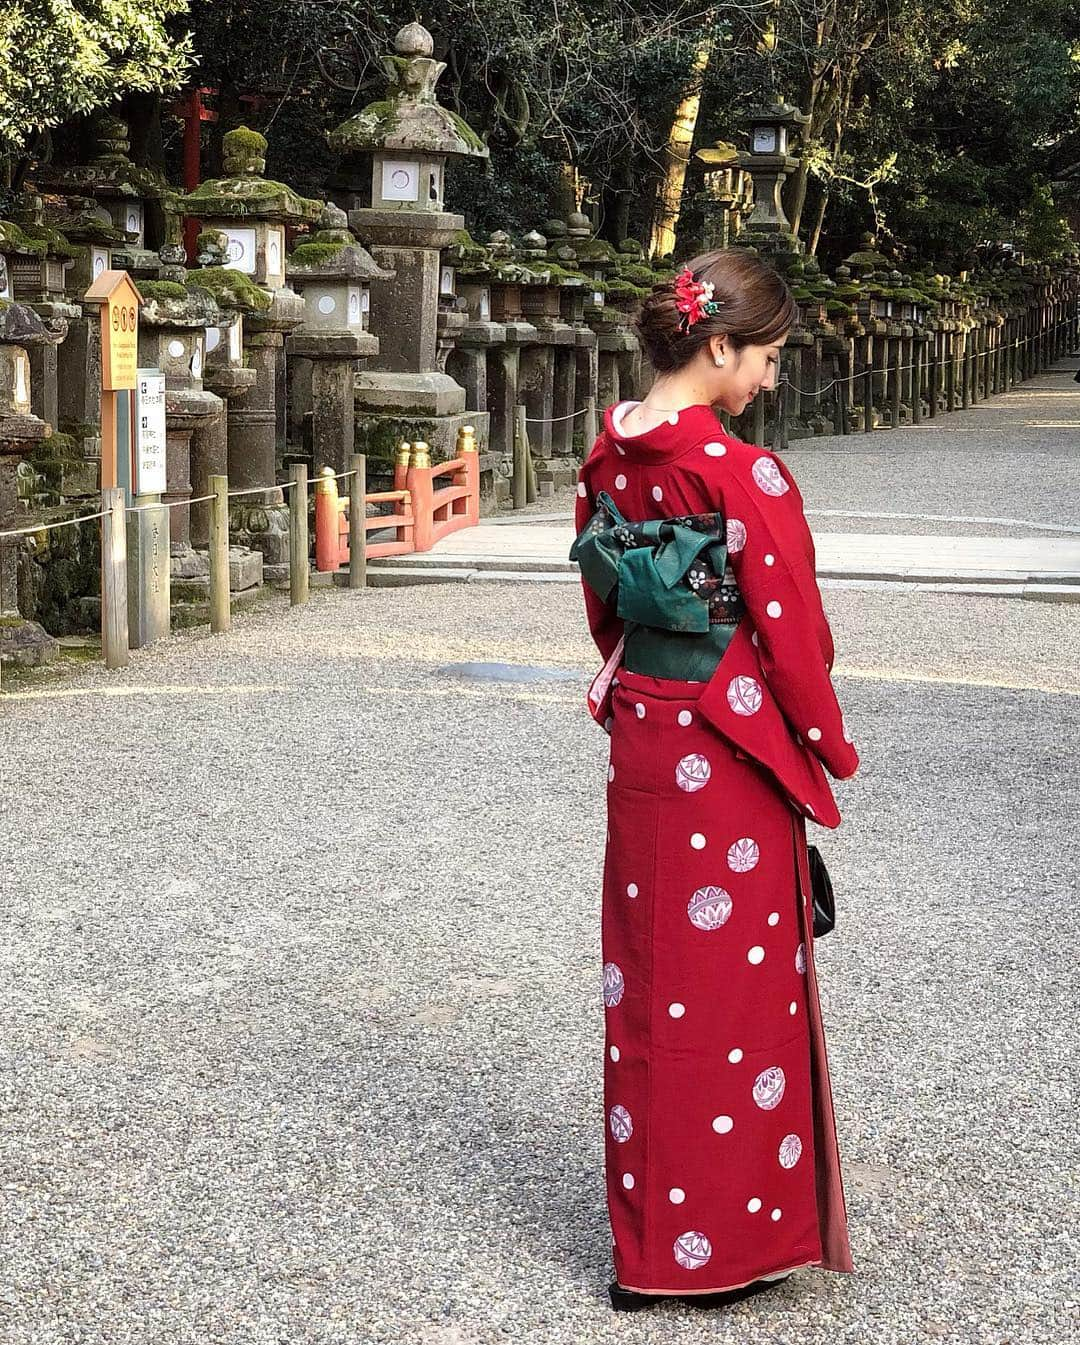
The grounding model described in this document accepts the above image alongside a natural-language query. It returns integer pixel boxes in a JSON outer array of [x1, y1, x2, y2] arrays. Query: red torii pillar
[[172, 88, 218, 261]]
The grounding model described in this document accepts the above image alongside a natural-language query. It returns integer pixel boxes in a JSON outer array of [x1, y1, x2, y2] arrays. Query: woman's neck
[[641, 372, 714, 412]]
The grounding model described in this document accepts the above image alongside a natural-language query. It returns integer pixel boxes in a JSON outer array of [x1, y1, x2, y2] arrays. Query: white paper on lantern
[[752, 128, 777, 154], [228, 321, 243, 361], [167, 338, 186, 359], [381, 160, 420, 202], [348, 287, 361, 322], [91, 247, 109, 280], [479, 292, 491, 319], [205, 327, 222, 354], [317, 294, 337, 315], [0, 257, 10, 301], [223, 228, 257, 274], [14, 356, 29, 408], [190, 341, 203, 380], [267, 229, 283, 275]]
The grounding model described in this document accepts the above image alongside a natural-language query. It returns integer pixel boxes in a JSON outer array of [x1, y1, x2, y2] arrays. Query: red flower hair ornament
[[673, 266, 724, 330]]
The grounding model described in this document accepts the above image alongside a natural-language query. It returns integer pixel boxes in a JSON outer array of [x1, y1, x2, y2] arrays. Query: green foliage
[[0, 1, 194, 150]]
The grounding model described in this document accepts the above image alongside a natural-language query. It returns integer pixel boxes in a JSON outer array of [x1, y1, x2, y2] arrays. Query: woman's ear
[[710, 335, 727, 368]]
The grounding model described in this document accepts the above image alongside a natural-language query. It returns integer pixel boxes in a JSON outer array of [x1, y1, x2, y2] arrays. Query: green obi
[[571, 491, 746, 681]]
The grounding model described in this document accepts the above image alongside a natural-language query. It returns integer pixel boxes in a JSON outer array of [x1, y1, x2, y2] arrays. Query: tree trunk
[[808, 181, 830, 256], [649, 39, 712, 259]]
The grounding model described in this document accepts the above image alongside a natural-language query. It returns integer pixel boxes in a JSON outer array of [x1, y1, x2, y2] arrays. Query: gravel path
[[2, 570, 1078, 1345]]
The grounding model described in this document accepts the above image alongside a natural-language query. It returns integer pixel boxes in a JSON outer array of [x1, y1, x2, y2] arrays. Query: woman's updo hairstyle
[[636, 248, 796, 374]]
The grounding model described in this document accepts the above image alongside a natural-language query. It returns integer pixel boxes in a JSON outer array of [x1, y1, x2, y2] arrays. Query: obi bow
[[570, 491, 733, 634]]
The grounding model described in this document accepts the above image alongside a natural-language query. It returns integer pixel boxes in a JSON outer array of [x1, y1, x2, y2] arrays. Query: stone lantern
[[179, 129, 320, 577], [328, 21, 491, 463], [0, 302, 59, 673], [737, 103, 809, 248], [287, 203, 393, 474]]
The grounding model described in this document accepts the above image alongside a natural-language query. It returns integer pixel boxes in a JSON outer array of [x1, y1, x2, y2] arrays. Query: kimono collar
[[604, 401, 728, 463]]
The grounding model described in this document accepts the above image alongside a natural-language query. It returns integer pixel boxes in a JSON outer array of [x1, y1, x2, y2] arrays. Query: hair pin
[[674, 267, 724, 330]]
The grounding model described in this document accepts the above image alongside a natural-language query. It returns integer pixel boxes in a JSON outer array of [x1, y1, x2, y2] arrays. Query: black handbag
[[807, 844, 835, 938]]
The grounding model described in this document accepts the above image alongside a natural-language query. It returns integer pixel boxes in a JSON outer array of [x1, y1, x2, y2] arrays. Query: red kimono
[[576, 401, 859, 1295]]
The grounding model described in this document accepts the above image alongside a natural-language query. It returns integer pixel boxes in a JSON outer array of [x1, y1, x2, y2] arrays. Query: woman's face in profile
[[712, 333, 789, 416]]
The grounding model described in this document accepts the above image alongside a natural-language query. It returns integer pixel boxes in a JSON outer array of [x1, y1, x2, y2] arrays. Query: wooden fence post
[[101, 487, 129, 669], [209, 474, 230, 633], [583, 395, 599, 446], [512, 404, 528, 510], [349, 453, 367, 590], [290, 463, 309, 606]]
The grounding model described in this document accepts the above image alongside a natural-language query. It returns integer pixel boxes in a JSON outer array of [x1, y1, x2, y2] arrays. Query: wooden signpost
[[84, 269, 142, 492], [84, 270, 143, 665]]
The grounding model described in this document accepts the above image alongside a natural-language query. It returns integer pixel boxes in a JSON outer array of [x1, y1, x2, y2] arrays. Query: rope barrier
[[225, 480, 296, 499], [0, 509, 110, 540], [778, 320, 1072, 400], [525, 407, 588, 425], [127, 493, 217, 514]]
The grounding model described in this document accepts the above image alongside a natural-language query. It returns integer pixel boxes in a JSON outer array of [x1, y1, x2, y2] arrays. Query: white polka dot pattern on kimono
[[603, 962, 625, 1008], [608, 764, 615, 782], [726, 518, 747, 553], [609, 1105, 633, 1142], [727, 837, 760, 873], [789, 1000, 798, 1015], [634, 702, 646, 719], [795, 943, 807, 973], [615, 474, 627, 490], [577, 481, 587, 497], [766, 601, 783, 619], [751, 456, 789, 496], [764, 553, 775, 566], [727, 1047, 743, 1064], [668, 1002, 686, 1019], [626, 882, 639, 899], [669, 1188, 685, 1204], [747, 1197, 762, 1214], [726, 675, 763, 717], [622, 1173, 635, 1189], [771, 1208, 782, 1221], [615, 444, 626, 456], [687, 885, 733, 932], [712, 1115, 734, 1134], [673, 1232, 712, 1270], [779, 1134, 803, 1169], [667, 411, 679, 425], [690, 832, 707, 850], [703, 442, 727, 457], [768, 912, 780, 927], [753, 1066, 786, 1111], [604, 716, 613, 733], [676, 753, 712, 793], [747, 945, 765, 965], [751, 631, 760, 648], [807, 726, 822, 742], [677, 709, 693, 727], [610, 1045, 620, 1062], [652, 485, 663, 502]]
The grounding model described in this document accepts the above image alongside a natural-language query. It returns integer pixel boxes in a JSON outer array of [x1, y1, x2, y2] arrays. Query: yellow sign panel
[[85, 270, 142, 391]]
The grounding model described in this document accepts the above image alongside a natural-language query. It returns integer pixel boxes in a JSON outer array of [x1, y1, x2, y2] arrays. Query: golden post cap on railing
[[456, 424, 477, 453], [410, 442, 432, 469], [395, 441, 413, 469], [315, 466, 336, 493]]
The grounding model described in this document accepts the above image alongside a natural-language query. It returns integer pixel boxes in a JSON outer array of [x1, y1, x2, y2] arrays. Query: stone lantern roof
[[328, 24, 488, 161], [286, 204, 393, 284], [180, 128, 323, 223]]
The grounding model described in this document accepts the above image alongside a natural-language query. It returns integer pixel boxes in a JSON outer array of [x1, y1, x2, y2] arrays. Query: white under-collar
[[609, 400, 642, 438]]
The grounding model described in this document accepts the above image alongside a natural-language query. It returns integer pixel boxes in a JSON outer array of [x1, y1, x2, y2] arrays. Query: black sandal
[[609, 1274, 790, 1312]]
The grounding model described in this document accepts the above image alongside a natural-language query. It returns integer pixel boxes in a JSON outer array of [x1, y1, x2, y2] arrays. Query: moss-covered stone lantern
[[737, 103, 809, 249], [328, 22, 491, 462]]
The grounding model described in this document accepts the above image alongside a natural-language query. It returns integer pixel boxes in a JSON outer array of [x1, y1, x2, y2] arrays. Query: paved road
[[2, 367, 1079, 1345]]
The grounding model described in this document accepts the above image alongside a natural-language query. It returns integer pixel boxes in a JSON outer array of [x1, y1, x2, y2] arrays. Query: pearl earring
[[715, 354, 726, 368]]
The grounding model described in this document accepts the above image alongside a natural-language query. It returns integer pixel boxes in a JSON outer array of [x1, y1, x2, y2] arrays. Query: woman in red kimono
[[573, 249, 859, 1311]]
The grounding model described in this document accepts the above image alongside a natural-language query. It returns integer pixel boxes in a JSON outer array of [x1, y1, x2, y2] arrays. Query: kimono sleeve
[[575, 468, 624, 662], [721, 466, 858, 780]]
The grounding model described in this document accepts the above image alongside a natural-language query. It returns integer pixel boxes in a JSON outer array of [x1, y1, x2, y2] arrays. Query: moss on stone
[[139, 280, 189, 302], [825, 300, 853, 317], [288, 240, 349, 267], [186, 267, 272, 313], [329, 101, 402, 151], [446, 110, 486, 153], [16, 223, 78, 259], [604, 278, 649, 302], [181, 176, 322, 222], [0, 221, 48, 256]]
